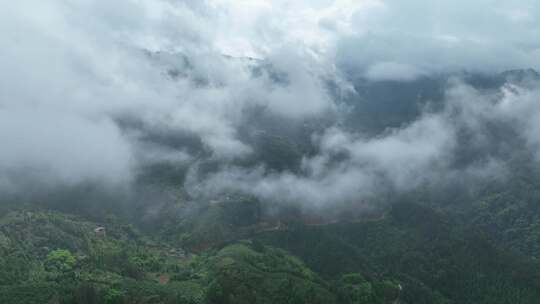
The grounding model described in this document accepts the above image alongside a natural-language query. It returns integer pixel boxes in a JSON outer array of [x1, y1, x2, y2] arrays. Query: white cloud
[[1, 0, 540, 211], [0, 0, 340, 191], [188, 78, 540, 209], [365, 62, 427, 81], [0, 108, 132, 191], [336, 0, 540, 80]]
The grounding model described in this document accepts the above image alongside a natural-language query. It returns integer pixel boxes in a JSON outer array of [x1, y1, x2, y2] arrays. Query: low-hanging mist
[[1, 0, 540, 216]]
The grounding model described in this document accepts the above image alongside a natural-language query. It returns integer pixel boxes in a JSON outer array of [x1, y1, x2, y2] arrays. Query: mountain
[[3, 197, 540, 303], [2, 68, 540, 303], [343, 69, 540, 135]]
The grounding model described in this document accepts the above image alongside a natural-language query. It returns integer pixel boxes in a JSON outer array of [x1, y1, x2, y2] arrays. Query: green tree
[[45, 249, 76, 281]]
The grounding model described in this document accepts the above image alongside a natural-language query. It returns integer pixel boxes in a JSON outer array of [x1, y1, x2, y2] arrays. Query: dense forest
[[3, 194, 540, 303]]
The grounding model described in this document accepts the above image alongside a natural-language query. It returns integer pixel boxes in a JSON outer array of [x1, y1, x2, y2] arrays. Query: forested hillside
[[2, 198, 540, 303]]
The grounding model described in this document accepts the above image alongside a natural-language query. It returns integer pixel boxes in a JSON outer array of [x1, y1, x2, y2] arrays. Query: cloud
[[365, 62, 427, 81], [0, 108, 132, 193], [336, 0, 540, 80], [1, 0, 540, 214], [187, 113, 455, 208], [0, 0, 339, 193], [187, 77, 540, 210]]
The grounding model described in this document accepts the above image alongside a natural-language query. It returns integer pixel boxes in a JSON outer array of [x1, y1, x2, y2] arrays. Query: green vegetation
[[0, 210, 392, 303], [2, 200, 540, 303], [255, 203, 540, 304], [0, 210, 204, 303]]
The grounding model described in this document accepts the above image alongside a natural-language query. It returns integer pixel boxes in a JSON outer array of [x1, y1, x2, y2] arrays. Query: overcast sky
[[1, 0, 539, 208]]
